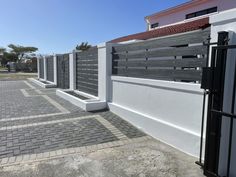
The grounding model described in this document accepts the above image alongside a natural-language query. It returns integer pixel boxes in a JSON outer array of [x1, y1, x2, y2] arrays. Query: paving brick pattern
[[0, 118, 118, 158], [0, 81, 29, 91], [100, 112, 146, 139], [0, 90, 59, 119], [0, 80, 146, 165]]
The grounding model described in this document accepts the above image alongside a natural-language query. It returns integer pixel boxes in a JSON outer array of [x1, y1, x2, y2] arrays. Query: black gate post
[[204, 32, 229, 177]]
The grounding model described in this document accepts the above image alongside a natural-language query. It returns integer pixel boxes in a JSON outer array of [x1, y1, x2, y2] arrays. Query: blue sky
[[0, 0, 188, 54]]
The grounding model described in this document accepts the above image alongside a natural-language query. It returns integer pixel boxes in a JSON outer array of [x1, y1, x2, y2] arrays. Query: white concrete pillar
[[43, 56, 47, 81], [53, 55, 57, 85], [97, 43, 113, 102], [69, 52, 76, 90]]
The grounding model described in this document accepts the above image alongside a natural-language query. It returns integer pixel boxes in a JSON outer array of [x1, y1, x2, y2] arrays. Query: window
[[151, 22, 159, 29], [186, 7, 217, 19]]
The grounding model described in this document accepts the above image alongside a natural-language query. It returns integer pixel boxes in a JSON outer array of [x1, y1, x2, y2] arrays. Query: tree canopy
[[76, 42, 92, 51], [0, 44, 38, 66], [8, 44, 38, 61], [0, 47, 6, 54]]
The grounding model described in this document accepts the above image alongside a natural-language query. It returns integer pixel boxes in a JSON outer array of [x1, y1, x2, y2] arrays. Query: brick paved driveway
[[0, 80, 145, 163], [0, 80, 205, 177]]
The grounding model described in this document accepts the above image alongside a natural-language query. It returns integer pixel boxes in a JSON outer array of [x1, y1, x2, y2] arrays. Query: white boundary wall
[[210, 8, 236, 177], [108, 75, 204, 156]]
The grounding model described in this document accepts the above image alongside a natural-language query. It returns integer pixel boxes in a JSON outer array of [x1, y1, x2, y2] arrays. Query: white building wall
[[147, 0, 236, 30]]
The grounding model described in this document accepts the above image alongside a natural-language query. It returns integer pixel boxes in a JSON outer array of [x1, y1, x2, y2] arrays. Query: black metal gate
[[200, 32, 236, 177], [57, 54, 70, 89]]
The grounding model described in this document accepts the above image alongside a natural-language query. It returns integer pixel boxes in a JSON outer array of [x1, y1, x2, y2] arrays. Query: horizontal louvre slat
[[77, 85, 98, 96], [76, 60, 98, 65], [113, 28, 210, 53], [77, 65, 98, 69], [76, 81, 98, 90], [77, 70, 98, 75], [76, 77, 98, 85], [76, 55, 98, 60], [113, 58, 207, 68], [113, 68, 202, 81], [77, 72, 98, 78], [77, 51, 97, 56], [114, 45, 207, 59]]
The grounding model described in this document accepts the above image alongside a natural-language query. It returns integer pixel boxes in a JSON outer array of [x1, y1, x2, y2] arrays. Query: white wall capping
[[97, 42, 106, 48], [111, 76, 204, 95]]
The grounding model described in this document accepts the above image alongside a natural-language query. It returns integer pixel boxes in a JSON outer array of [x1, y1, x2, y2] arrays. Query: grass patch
[[0, 66, 7, 70], [0, 72, 37, 81]]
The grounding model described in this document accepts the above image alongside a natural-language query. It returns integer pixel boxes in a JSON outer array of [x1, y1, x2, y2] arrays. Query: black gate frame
[[199, 31, 236, 177]]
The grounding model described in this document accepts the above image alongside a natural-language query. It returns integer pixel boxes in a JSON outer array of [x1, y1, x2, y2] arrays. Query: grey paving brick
[[0, 80, 146, 162]]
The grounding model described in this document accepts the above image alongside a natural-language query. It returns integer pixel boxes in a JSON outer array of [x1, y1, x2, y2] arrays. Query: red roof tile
[[109, 17, 210, 43]]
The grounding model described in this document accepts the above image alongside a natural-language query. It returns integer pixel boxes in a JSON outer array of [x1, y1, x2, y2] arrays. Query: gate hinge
[[201, 67, 213, 89]]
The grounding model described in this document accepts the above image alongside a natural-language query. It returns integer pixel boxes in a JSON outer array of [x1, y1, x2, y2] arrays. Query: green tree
[[0, 47, 6, 54], [76, 42, 92, 51], [8, 44, 38, 61], [0, 48, 6, 65]]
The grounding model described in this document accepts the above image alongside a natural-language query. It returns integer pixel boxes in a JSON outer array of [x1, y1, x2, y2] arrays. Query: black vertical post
[[204, 31, 229, 177], [197, 36, 211, 166], [226, 60, 236, 177]]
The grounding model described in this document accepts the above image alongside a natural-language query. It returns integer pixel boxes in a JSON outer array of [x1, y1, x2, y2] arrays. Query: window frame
[[150, 22, 159, 29], [186, 7, 217, 19]]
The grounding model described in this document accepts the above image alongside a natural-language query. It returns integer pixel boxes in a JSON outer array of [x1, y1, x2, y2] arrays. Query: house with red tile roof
[[110, 0, 236, 43]]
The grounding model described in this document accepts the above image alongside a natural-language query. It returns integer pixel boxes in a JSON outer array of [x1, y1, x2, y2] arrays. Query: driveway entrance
[[0, 80, 204, 177]]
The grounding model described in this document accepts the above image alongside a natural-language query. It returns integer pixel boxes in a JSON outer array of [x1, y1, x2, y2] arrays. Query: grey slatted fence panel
[[113, 28, 210, 53], [112, 28, 210, 82], [39, 58, 44, 79], [57, 54, 70, 89], [46, 56, 54, 82], [76, 47, 98, 96]]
